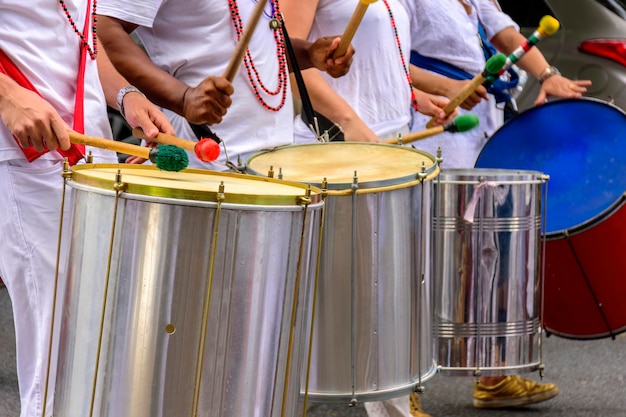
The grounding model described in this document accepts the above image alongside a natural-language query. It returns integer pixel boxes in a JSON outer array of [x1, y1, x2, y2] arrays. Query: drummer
[[398, 0, 591, 415], [97, 0, 356, 172], [0, 1, 175, 416]]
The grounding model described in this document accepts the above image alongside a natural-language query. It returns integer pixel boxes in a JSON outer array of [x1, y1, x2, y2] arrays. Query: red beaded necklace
[[382, 0, 418, 111], [59, 0, 98, 60], [228, 0, 288, 112]]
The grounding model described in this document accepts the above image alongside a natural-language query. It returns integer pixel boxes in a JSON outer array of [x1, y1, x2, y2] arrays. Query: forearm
[[410, 65, 457, 98], [490, 27, 550, 79], [98, 16, 189, 115]]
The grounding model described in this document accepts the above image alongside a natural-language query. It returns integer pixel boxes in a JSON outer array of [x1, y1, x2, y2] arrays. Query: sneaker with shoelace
[[410, 392, 432, 417], [473, 375, 560, 408]]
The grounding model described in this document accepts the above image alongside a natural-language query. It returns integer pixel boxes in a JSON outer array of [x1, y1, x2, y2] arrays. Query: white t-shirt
[[98, 0, 295, 169], [400, 0, 518, 168], [294, 0, 413, 142], [0, 0, 113, 163]]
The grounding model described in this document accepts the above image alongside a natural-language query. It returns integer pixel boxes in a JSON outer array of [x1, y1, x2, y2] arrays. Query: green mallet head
[[485, 53, 507, 76], [149, 145, 189, 172], [445, 114, 480, 133]]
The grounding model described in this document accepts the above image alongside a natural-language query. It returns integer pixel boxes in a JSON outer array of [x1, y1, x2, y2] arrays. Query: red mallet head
[[195, 139, 221, 162]]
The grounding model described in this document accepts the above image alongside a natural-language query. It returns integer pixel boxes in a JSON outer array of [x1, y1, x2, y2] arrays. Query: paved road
[[2, 286, 625, 417]]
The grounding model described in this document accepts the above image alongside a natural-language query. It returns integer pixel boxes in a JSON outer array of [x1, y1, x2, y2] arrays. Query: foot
[[473, 375, 560, 408], [410, 392, 432, 417]]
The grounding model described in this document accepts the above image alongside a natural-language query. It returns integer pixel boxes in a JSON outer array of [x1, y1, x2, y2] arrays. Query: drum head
[[70, 164, 322, 206], [246, 142, 439, 192], [475, 98, 626, 235]]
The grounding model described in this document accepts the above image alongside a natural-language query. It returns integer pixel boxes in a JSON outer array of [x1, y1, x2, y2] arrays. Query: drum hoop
[[70, 164, 323, 206], [246, 143, 440, 194]]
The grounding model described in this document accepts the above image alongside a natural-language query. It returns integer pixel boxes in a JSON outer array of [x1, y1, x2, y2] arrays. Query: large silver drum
[[432, 168, 548, 376], [52, 164, 323, 417], [246, 142, 439, 404]]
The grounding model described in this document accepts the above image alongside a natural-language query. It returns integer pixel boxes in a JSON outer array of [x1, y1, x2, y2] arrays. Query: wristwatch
[[538, 66, 560, 85], [116, 85, 145, 118]]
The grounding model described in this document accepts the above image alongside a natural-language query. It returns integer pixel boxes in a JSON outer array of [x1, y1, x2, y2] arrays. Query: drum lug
[[113, 170, 127, 192]]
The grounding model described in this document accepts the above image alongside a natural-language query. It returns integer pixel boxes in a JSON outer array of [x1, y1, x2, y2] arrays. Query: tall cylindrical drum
[[52, 164, 323, 417], [432, 168, 547, 376], [247, 142, 439, 403]]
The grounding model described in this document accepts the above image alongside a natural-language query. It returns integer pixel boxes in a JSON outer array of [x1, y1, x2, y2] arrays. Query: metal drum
[[476, 98, 626, 339], [246, 142, 439, 404], [52, 164, 323, 417], [432, 168, 548, 376]]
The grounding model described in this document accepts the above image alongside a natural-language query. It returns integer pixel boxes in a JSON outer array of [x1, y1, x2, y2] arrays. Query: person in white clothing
[[0, 1, 174, 416], [97, 0, 355, 171], [397, 0, 591, 415]]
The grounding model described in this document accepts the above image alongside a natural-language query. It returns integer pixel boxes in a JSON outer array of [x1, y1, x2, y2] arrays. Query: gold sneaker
[[473, 375, 560, 408], [410, 392, 432, 417]]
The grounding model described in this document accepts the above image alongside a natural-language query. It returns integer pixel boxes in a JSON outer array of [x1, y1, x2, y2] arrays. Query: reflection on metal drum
[[475, 98, 626, 339], [52, 164, 323, 417], [432, 169, 547, 376], [247, 142, 439, 403]]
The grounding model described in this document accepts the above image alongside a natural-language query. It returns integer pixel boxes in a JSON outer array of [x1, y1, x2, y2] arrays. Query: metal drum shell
[[53, 164, 323, 417], [432, 168, 546, 376], [247, 142, 439, 403]]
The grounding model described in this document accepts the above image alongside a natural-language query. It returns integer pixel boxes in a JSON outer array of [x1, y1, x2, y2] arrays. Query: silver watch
[[116, 85, 144, 118]]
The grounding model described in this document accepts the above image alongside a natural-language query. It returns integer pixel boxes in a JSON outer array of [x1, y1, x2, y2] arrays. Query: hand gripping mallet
[[384, 114, 479, 145], [425, 53, 507, 128], [68, 131, 189, 172], [333, 0, 378, 58], [188, 0, 269, 158]]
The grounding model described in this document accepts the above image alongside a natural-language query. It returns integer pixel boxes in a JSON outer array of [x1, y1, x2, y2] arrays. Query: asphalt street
[[1, 286, 625, 417]]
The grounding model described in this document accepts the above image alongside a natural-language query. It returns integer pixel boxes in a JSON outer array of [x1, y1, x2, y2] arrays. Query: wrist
[[537, 66, 560, 85], [116, 85, 145, 119]]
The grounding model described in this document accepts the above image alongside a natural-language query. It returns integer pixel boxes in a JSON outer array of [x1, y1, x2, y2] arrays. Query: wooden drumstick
[[68, 131, 189, 172], [385, 114, 479, 145], [425, 53, 507, 128], [223, 0, 269, 81], [132, 128, 220, 162], [332, 0, 378, 58]]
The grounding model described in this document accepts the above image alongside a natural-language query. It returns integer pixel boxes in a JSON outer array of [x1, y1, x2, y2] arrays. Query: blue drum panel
[[475, 98, 626, 235]]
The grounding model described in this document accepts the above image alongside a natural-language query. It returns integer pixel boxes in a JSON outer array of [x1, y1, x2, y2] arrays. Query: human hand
[[0, 85, 70, 152], [122, 91, 177, 144], [446, 80, 489, 111], [309, 36, 355, 78], [534, 75, 591, 106], [414, 89, 457, 126], [342, 118, 381, 143], [181, 76, 234, 125]]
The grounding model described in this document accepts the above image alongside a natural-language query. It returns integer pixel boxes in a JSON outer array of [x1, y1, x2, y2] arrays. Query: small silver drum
[[247, 142, 439, 403], [52, 164, 323, 417], [432, 168, 548, 376]]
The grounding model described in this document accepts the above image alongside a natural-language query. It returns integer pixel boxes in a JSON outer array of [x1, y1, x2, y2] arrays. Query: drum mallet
[[484, 15, 560, 89], [425, 53, 507, 128], [187, 0, 269, 159], [333, 0, 378, 58], [68, 131, 189, 172], [385, 114, 479, 145], [132, 128, 220, 163]]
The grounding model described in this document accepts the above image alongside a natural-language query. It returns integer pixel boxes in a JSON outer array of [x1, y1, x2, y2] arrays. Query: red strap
[[0, 1, 94, 165]]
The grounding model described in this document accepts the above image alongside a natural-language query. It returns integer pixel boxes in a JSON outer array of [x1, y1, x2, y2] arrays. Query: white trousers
[[0, 159, 72, 417], [364, 396, 410, 417]]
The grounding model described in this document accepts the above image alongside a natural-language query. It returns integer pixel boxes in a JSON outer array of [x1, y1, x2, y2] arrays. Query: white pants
[[0, 159, 72, 417], [364, 396, 410, 417]]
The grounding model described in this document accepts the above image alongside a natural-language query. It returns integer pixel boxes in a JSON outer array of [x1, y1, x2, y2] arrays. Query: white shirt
[[98, 0, 295, 169], [399, 0, 518, 168], [294, 0, 413, 142], [0, 0, 113, 163]]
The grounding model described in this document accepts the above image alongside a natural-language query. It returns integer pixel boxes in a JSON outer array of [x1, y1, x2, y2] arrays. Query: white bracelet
[[116, 86, 145, 118]]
